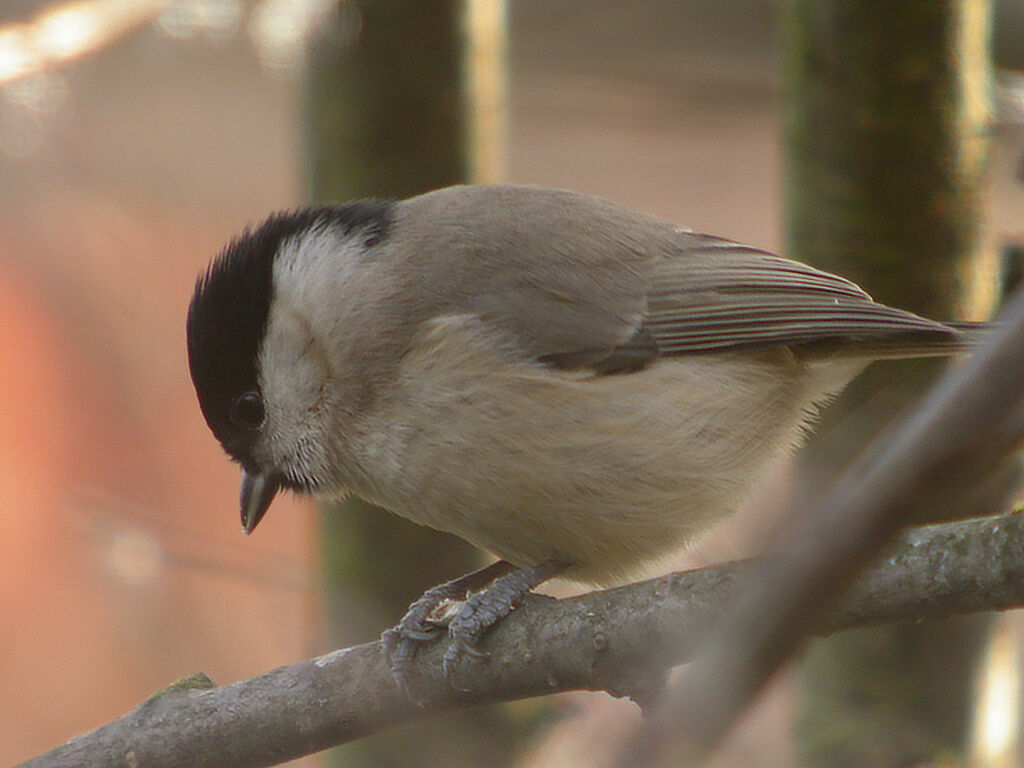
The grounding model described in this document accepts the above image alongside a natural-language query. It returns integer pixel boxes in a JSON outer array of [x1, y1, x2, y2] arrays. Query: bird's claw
[[384, 607, 492, 682], [390, 625, 444, 643], [382, 560, 567, 691], [439, 581, 520, 674], [382, 582, 465, 686], [441, 638, 488, 677]]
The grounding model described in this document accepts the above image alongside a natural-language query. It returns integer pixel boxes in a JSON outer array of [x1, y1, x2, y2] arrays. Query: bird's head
[[186, 201, 395, 532]]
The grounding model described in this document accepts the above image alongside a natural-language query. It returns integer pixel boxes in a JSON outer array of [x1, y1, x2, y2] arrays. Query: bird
[[186, 183, 981, 674]]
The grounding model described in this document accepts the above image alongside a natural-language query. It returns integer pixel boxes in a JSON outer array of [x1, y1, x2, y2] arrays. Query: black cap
[[186, 202, 394, 475]]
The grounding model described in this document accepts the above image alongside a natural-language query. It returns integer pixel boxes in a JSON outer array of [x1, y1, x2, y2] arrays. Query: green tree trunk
[[304, 3, 528, 767], [782, 2, 1000, 766]]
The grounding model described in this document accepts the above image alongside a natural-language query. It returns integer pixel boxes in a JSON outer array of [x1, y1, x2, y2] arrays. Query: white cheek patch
[[256, 307, 326, 478], [255, 227, 369, 483], [264, 224, 375, 393], [264, 225, 366, 396], [273, 226, 367, 311]]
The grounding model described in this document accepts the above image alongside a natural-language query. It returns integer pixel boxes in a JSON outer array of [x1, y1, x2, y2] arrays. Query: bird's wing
[[643, 233, 964, 361], [462, 240, 653, 372], [401, 185, 658, 371], [483, 231, 967, 374], [400, 187, 966, 375]]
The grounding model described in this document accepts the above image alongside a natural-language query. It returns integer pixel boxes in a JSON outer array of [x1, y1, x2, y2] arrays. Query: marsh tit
[[187, 184, 979, 671]]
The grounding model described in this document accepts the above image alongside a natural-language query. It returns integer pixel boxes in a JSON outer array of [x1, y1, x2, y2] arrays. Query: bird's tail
[[818, 320, 991, 361]]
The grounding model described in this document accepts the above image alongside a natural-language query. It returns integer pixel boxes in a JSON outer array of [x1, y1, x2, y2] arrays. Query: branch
[[20, 511, 1024, 768]]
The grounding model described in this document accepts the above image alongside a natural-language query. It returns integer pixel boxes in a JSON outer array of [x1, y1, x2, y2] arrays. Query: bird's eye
[[230, 391, 265, 430]]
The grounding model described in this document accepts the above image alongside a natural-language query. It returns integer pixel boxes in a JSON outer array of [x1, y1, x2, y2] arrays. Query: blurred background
[[3, 1, 1024, 767]]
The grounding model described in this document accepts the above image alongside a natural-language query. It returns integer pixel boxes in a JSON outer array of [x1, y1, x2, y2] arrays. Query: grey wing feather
[[398, 185, 654, 369], [471, 230, 970, 371], [401, 187, 971, 373], [644, 234, 969, 361], [471, 261, 648, 367]]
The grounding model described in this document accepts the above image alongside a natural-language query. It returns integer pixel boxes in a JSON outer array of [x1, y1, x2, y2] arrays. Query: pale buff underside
[[344, 314, 863, 584]]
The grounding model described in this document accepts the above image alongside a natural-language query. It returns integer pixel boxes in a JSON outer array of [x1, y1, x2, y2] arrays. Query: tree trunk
[[782, 2, 1002, 766], [304, 3, 525, 767]]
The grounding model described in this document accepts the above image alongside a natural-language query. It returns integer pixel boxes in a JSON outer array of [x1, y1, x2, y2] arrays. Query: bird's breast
[[344, 314, 836, 583]]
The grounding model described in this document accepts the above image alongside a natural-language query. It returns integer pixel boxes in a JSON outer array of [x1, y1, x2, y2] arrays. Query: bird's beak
[[240, 470, 281, 534]]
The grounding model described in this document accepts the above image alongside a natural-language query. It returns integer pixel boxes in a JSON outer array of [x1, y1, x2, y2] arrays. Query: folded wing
[[643, 233, 966, 361]]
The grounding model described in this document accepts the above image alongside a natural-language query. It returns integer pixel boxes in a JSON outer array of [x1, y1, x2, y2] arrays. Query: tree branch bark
[[20, 511, 1024, 768]]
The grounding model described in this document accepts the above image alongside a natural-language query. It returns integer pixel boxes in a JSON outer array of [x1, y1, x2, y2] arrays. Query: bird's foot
[[441, 565, 556, 675], [382, 559, 568, 689], [381, 561, 516, 687], [381, 589, 451, 686]]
